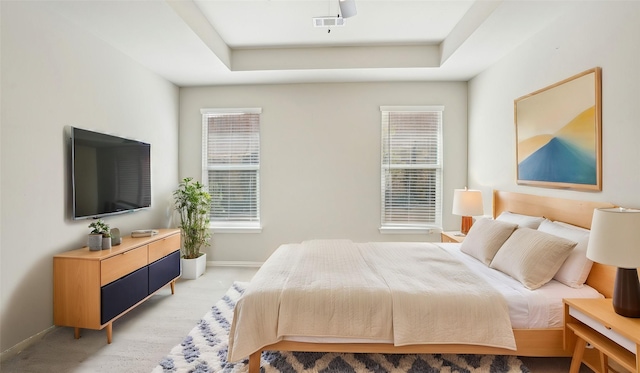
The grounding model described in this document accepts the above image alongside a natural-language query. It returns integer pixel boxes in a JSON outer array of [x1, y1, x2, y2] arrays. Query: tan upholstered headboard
[[492, 190, 616, 297]]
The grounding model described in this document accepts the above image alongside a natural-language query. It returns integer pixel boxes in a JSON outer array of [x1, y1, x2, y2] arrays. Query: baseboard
[[1, 325, 55, 363], [208, 260, 264, 268]]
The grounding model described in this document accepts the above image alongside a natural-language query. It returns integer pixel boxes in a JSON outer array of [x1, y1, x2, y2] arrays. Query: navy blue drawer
[[148, 250, 180, 294], [100, 266, 148, 325]]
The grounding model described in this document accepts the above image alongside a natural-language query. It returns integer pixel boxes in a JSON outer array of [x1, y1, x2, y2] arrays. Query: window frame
[[379, 105, 444, 234], [201, 108, 262, 233]]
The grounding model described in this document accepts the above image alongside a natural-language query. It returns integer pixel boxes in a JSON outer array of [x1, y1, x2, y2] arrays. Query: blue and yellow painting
[[515, 69, 600, 189], [518, 107, 596, 185]]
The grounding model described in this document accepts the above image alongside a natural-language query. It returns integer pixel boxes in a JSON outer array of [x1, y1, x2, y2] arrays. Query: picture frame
[[514, 67, 602, 191]]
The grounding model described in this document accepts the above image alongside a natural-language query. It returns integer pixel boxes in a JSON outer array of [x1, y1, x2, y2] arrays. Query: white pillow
[[496, 211, 545, 229], [490, 228, 577, 290], [537, 219, 592, 288], [460, 218, 518, 265], [554, 221, 590, 232]]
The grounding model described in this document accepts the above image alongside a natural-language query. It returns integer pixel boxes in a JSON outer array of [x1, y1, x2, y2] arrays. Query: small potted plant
[[88, 219, 111, 250], [173, 177, 211, 279]]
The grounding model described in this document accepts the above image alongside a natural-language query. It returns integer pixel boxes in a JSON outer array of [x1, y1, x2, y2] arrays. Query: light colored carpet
[[1, 266, 592, 373]]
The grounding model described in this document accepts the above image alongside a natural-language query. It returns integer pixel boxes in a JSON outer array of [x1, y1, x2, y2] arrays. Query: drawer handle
[[605, 325, 612, 330]]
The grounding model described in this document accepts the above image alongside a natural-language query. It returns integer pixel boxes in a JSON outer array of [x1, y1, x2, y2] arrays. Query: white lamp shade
[[452, 189, 484, 216], [587, 208, 640, 269], [339, 0, 357, 18]]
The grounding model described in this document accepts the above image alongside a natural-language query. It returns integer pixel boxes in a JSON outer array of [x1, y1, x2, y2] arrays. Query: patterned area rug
[[153, 282, 531, 373]]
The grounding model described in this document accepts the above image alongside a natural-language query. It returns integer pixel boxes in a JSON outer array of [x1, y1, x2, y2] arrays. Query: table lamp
[[587, 207, 640, 318], [452, 188, 484, 236]]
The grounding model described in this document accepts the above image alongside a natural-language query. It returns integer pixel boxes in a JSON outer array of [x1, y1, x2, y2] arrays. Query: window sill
[[379, 226, 440, 235], [210, 225, 262, 234]]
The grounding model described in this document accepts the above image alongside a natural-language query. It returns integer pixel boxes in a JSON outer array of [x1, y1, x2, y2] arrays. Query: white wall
[[468, 1, 640, 209], [180, 82, 468, 262], [0, 2, 179, 353]]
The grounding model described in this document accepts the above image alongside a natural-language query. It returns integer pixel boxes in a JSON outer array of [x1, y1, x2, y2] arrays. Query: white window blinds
[[380, 106, 443, 228], [201, 108, 261, 227]]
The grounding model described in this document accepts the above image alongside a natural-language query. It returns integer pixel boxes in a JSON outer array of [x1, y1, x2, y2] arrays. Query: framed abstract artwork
[[514, 67, 602, 191]]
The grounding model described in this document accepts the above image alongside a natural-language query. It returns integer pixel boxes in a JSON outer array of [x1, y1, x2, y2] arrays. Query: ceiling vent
[[313, 17, 346, 28]]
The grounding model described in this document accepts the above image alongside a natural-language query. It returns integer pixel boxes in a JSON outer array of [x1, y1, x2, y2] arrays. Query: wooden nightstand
[[564, 298, 640, 373], [441, 231, 465, 243]]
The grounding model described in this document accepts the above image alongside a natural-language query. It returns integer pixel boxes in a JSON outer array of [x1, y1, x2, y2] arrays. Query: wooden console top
[[54, 228, 180, 260]]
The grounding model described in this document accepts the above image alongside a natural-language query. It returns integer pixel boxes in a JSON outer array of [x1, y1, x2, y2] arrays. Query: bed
[[229, 191, 616, 373]]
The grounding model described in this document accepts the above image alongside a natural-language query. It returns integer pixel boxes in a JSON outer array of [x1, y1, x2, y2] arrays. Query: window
[[201, 108, 261, 232], [380, 106, 443, 233]]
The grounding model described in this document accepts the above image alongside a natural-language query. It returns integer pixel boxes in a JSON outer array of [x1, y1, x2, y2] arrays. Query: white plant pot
[[180, 253, 207, 280]]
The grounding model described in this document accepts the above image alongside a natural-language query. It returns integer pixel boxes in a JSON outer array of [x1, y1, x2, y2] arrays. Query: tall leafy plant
[[173, 177, 211, 259]]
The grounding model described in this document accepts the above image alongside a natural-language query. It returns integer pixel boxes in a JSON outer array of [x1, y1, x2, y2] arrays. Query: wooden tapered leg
[[106, 323, 113, 344], [248, 351, 261, 373], [599, 351, 608, 373], [74, 327, 81, 339], [170, 280, 175, 295], [570, 337, 587, 373]]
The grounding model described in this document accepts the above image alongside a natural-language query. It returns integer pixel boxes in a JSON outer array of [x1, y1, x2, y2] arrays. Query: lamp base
[[613, 267, 640, 318], [460, 216, 473, 236]]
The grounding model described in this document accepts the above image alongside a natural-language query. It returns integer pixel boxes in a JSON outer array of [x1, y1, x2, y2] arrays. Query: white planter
[[180, 253, 207, 280]]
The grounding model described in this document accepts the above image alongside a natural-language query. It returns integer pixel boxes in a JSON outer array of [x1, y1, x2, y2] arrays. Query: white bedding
[[228, 240, 516, 361], [284, 242, 603, 346], [227, 240, 603, 360], [435, 242, 603, 328]]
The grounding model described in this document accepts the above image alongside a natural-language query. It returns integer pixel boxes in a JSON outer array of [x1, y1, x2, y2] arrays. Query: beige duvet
[[227, 240, 516, 362]]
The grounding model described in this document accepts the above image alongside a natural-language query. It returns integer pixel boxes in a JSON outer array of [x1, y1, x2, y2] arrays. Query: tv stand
[[53, 229, 181, 343]]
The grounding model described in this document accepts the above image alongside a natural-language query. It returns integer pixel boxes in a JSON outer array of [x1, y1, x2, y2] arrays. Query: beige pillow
[[537, 219, 592, 288], [460, 218, 518, 265], [490, 228, 577, 290]]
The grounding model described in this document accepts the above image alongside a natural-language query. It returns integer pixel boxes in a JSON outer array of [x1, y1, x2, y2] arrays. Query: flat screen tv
[[71, 127, 151, 220]]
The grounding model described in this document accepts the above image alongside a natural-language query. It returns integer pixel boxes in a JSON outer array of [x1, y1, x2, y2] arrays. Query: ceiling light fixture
[[312, 0, 355, 33], [339, 0, 357, 18]]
